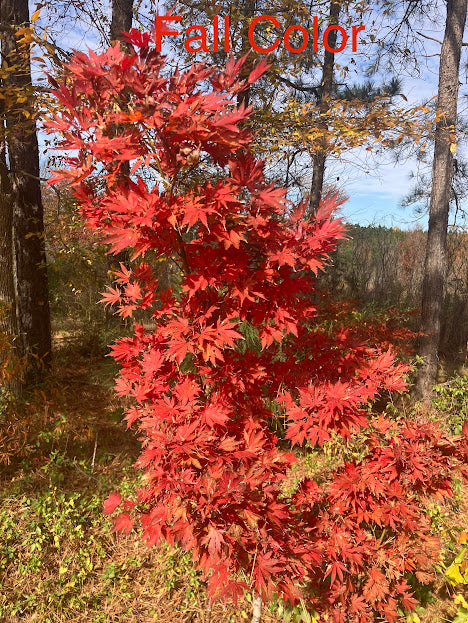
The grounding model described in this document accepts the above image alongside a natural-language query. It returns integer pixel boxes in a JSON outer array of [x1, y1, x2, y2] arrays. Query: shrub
[[47, 30, 468, 622]]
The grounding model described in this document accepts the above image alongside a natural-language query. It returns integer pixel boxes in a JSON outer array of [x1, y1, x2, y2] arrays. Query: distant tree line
[[322, 224, 468, 360]]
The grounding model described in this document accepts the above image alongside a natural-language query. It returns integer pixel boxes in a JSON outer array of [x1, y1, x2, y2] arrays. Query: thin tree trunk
[[108, 0, 133, 280], [251, 593, 262, 623], [108, 0, 133, 183], [109, 0, 133, 165], [415, 0, 468, 402], [237, 0, 256, 108], [308, 0, 341, 216], [1, 0, 51, 381]]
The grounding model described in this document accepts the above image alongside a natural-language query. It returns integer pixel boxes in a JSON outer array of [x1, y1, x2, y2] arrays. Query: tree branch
[[416, 31, 443, 45], [277, 75, 319, 98]]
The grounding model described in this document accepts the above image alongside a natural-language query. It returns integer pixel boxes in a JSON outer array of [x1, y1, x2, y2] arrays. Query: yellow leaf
[[450, 142, 457, 155], [17, 33, 33, 45], [31, 9, 41, 22], [446, 562, 464, 585]]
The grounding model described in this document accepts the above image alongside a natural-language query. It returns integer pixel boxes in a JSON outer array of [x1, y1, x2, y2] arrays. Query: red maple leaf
[[113, 512, 134, 535], [103, 492, 121, 515]]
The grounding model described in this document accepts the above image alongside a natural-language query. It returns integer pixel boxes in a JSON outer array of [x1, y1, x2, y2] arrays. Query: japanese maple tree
[[47, 28, 468, 623]]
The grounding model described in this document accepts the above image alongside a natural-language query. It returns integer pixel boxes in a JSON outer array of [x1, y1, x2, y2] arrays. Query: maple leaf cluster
[[47, 27, 468, 622]]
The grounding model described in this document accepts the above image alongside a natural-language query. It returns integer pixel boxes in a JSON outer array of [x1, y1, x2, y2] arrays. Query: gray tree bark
[[1, 0, 51, 381], [415, 0, 468, 401]]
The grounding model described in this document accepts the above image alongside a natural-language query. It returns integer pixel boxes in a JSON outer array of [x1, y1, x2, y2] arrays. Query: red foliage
[[47, 29, 468, 622]]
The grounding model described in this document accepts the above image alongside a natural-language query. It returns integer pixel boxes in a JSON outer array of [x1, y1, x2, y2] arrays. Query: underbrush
[[0, 348, 466, 622], [432, 373, 468, 435]]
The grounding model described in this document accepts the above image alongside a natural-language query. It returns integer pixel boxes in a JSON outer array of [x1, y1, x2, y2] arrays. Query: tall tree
[[0, 0, 51, 378], [308, 0, 341, 215], [415, 0, 468, 401]]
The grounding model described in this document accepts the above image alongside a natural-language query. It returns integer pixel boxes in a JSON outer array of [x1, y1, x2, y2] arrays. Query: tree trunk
[[0, 136, 21, 395], [251, 593, 262, 623], [1, 0, 51, 381], [110, 0, 133, 47], [109, 0, 133, 225], [109, 0, 133, 184], [415, 0, 468, 402], [0, 143, 16, 337], [237, 0, 256, 108], [308, 0, 341, 216]]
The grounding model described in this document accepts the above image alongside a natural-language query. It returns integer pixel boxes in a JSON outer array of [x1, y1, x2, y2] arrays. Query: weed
[[432, 374, 468, 435]]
